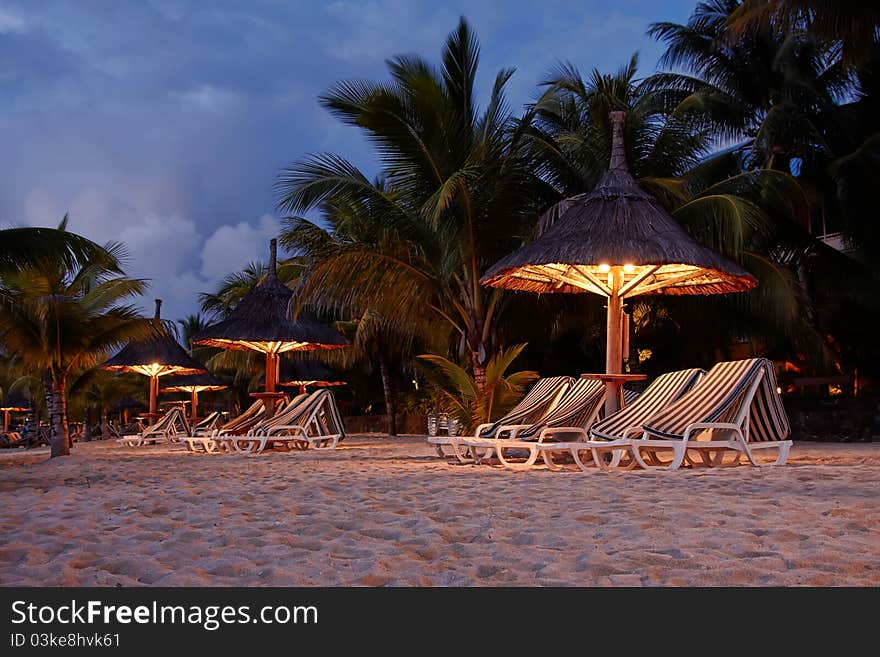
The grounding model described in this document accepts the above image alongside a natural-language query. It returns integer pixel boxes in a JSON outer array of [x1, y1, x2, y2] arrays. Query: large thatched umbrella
[[102, 299, 207, 421], [276, 358, 346, 395], [192, 239, 349, 415], [160, 373, 227, 423], [1, 393, 28, 432], [482, 111, 756, 411]]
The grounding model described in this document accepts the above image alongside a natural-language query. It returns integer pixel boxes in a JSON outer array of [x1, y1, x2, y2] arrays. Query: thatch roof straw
[[160, 373, 227, 393], [192, 239, 349, 354], [481, 111, 756, 297], [102, 299, 208, 376]]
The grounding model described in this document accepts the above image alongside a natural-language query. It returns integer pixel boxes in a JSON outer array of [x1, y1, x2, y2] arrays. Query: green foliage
[[418, 343, 539, 432]]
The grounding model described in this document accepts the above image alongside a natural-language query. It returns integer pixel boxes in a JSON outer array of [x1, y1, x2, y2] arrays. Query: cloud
[[0, 8, 25, 34], [199, 214, 278, 281], [171, 84, 241, 114]]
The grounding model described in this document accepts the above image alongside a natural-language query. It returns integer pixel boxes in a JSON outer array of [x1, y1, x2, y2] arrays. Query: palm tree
[[726, 0, 880, 67], [0, 215, 118, 274], [0, 244, 150, 457], [276, 18, 543, 390]]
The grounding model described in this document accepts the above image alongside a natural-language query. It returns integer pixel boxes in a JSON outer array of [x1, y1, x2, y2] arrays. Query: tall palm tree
[[0, 244, 150, 457], [276, 18, 543, 390]]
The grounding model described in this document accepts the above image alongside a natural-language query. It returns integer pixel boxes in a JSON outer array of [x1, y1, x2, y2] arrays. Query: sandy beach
[[0, 436, 878, 587]]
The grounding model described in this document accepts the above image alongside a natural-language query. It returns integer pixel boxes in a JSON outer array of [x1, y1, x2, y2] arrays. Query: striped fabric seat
[[217, 399, 267, 435], [192, 411, 222, 435], [516, 378, 606, 440], [622, 388, 641, 407], [590, 368, 705, 442], [476, 375, 574, 438], [228, 389, 345, 453], [250, 392, 309, 435], [641, 358, 789, 442]]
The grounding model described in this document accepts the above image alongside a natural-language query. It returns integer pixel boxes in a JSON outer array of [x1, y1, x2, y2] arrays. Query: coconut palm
[[726, 0, 880, 67], [276, 18, 543, 390], [0, 216, 118, 274], [0, 244, 151, 457]]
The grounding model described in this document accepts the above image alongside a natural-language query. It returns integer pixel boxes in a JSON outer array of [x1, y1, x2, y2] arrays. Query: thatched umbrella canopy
[[160, 373, 227, 423], [102, 299, 207, 418], [481, 111, 756, 409], [192, 239, 349, 413], [1, 393, 28, 432], [276, 358, 346, 395]]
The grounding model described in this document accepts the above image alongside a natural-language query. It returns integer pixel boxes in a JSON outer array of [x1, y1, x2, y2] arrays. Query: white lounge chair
[[224, 390, 345, 454], [457, 378, 606, 467], [182, 399, 268, 453], [534, 368, 706, 471], [429, 375, 573, 460], [118, 407, 190, 446], [630, 358, 792, 470]]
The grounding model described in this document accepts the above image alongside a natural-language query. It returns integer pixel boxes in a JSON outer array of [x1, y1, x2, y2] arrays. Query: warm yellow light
[[598, 263, 611, 273], [623, 264, 635, 273], [776, 387, 782, 395]]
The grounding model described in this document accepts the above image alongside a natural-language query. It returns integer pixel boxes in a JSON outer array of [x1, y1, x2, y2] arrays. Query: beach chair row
[[117, 390, 344, 454], [429, 358, 792, 471]]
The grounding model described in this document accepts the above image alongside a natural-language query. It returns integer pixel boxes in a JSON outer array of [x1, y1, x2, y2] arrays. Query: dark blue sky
[[1, 0, 694, 319]]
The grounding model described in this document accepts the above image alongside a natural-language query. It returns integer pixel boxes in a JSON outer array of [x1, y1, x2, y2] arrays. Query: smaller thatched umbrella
[[276, 358, 346, 395], [0, 393, 28, 432], [482, 111, 757, 413], [102, 299, 207, 421], [160, 373, 227, 423], [193, 239, 349, 415]]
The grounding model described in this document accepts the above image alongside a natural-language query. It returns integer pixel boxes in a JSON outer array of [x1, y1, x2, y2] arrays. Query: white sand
[[0, 436, 877, 586]]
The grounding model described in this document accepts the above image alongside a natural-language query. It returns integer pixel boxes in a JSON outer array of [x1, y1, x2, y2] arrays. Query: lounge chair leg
[[571, 447, 594, 472], [541, 450, 562, 471], [631, 442, 686, 471]]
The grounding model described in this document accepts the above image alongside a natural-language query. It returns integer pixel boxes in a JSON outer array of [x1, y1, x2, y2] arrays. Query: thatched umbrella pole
[[160, 373, 227, 423]]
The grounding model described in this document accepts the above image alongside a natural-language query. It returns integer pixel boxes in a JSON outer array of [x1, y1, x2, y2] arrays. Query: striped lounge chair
[[461, 378, 606, 468], [191, 411, 223, 435], [428, 375, 574, 459], [183, 399, 269, 453], [538, 368, 706, 471], [118, 406, 190, 446], [225, 390, 345, 454], [630, 358, 792, 471]]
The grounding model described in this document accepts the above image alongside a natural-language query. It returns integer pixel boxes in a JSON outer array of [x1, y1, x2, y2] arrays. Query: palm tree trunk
[[378, 352, 397, 436], [82, 406, 93, 442], [472, 353, 487, 392], [44, 371, 70, 458]]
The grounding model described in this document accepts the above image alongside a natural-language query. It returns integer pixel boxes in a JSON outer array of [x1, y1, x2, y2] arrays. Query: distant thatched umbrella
[[482, 111, 756, 408], [102, 299, 207, 419], [192, 239, 349, 414], [0, 393, 28, 432], [160, 373, 227, 423], [276, 358, 346, 395]]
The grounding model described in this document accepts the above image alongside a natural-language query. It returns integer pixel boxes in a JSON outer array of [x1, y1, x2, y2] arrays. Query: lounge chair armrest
[[474, 423, 494, 437], [683, 422, 741, 441], [537, 426, 587, 443], [495, 424, 531, 438]]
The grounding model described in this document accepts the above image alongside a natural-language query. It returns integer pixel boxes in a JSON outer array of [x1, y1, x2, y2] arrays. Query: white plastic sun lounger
[[224, 390, 345, 454], [428, 375, 573, 459], [182, 399, 268, 453], [531, 368, 706, 471], [118, 407, 190, 446], [630, 358, 792, 470], [456, 378, 606, 467]]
